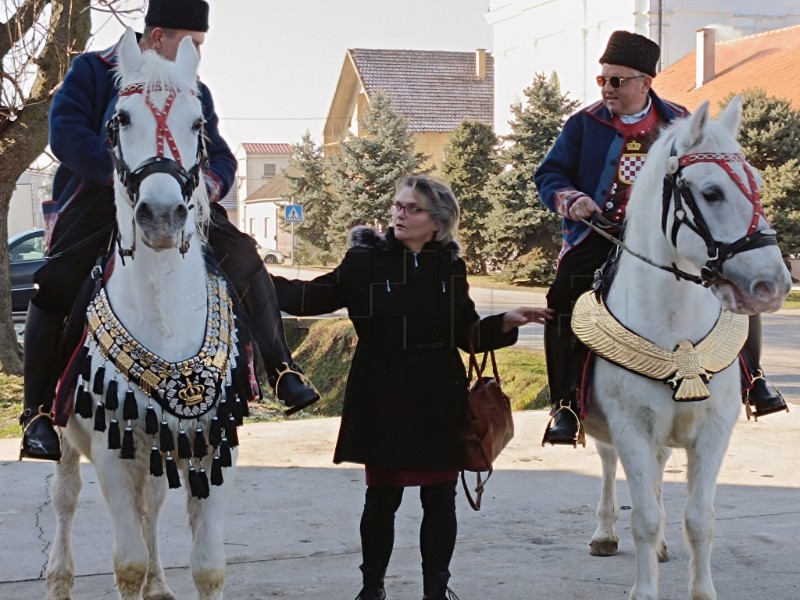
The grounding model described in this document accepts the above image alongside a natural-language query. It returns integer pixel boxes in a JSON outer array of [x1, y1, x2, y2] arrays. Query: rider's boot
[[741, 314, 788, 420], [19, 302, 63, 461], [240, 268, 320, 414], [355, 565, 386, 600], [541, 321, 585, 447]]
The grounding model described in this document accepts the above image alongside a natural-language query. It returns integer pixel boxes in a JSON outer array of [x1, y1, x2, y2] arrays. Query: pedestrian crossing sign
[[284, 204, 304, 223]]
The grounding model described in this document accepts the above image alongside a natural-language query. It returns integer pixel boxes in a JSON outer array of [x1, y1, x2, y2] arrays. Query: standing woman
[[273, 175, 551, 600]]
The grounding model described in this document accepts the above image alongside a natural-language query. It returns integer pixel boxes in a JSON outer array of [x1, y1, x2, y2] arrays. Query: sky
[[90, 0, 493, 151]]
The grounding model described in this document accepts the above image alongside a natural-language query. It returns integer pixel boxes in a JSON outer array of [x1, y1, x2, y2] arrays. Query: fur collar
[[348, 226, 460, 256]]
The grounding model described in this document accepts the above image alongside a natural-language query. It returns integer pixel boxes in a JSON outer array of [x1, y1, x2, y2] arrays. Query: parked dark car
[[9, 229, 46, 312]]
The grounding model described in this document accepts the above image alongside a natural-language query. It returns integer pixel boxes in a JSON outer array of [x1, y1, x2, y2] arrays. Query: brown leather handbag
[[461, 348, 514, 511]]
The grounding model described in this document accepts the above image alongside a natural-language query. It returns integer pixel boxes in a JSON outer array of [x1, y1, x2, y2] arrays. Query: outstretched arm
[[502, 307, 554, 332]]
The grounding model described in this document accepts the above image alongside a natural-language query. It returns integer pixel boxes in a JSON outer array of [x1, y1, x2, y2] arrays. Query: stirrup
[[541, 400, 586, 448], [274, 362, 320, 416], [744, 370, 789, 422], [19, 407, 62, 462]]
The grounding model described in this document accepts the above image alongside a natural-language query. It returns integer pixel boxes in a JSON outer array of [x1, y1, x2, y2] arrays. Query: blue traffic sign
[[284, 204, 304, 223]]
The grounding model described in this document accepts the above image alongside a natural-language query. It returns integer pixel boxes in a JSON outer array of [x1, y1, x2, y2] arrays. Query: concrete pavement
[[1, 409, 798, 599]]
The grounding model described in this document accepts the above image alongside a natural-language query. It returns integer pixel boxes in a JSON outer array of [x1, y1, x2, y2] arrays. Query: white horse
[[572, 98, 791, 600], [46, 29, 254, 600]]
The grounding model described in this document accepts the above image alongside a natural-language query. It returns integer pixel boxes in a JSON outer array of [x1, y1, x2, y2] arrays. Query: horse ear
[[117, 27, 142, 76], [686, 101, 711, 148], [174, 36, 200, 77], [717, 95, 743, 138]]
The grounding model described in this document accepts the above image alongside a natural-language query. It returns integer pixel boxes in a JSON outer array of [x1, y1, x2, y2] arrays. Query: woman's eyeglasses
[[391, 201, 428, 216], [596, 75, 645, 89]]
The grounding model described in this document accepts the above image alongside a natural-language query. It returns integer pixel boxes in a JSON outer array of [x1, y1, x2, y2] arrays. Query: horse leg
[[141, 475, 176, 600], [46, 439, 82, 600], [590, 440, 620, 556], [615, 434, 662, 600], [93, 449, 150, 600], [655, 447, 672, 563], [684, 429, 730, 600], [188, 458, 235, 600]]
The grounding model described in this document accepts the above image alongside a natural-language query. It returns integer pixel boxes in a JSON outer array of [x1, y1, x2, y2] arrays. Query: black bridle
[[659, 146, 778, 286], [107, 82, 209, 259], [584, 145, 778, 288]]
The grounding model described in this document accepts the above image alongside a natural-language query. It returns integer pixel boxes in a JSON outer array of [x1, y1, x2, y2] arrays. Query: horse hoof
[[589, 539, 619, 556]]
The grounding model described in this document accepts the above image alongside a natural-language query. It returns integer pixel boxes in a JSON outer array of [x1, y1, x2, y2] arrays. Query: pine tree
[[326, 93, 429, 250], [484, 73, 579, 284], [441, 120, 500, 274], [723, 90, 800, 256], [285, 132, 335, 259]]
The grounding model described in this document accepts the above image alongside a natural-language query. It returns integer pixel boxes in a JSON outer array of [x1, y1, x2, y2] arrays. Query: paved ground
[[1, 409, 798, 599]]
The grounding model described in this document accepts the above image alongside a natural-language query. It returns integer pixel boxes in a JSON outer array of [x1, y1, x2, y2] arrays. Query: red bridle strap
[[118, 83, 189, 165], [678, 152, 764, 235]]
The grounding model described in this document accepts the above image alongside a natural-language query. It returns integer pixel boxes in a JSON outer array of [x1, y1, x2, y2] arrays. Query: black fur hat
[[145, 0, 210, 32], [599, 31, 660, 76]]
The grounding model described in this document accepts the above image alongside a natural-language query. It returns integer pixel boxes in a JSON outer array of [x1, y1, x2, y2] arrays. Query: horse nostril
[[752, 279, 778, 299], [172, 203, 188, 229], [135, 201, 156, 228]]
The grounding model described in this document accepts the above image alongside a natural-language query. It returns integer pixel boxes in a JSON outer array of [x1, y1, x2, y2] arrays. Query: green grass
[[0, 373, 23, 439]]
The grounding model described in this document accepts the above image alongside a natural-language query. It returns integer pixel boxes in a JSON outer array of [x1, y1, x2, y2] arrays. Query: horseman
[[20, 0, 319, 462], [535, 30, 788, 447]]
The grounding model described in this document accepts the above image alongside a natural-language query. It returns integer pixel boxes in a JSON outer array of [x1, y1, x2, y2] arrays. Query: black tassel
[[193, 427, 207, 458], [105, 379, 119, 410], [159, 420, 175, 452], [123, 389, 138, 420], [210, 455, 223, 486], [145, 405, 159, 435], [198, 467, 210, 499], [76, 386, 93, 419], [81, 354, 92, 383], [92, 366, 106, 395], [121, 426, 135, 459], [188, 465, 201, 498], [226, 415, 239, 447], [232, 395, 244, 426], [108, 419, 121, 449], [93, 402, 107, 432], [217, 398, 229, 421], [177, 428, 192, 459], [165, 454, 181, 489], [209, 416, 222, 446], [150, 446, 164, 477], [219, 439, 232, 467]]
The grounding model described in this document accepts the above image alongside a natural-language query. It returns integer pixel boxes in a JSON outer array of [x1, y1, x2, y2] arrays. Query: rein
[[581, 147, 778, 288], [107, 82, 209, 259]]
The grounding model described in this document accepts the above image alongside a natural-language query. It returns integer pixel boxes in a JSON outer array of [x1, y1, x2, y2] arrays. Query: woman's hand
[[502, 307, 554, 332]]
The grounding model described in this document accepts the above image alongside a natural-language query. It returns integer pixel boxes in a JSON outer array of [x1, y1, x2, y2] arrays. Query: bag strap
[[466, 321, 501, 384], [461, 467, 493, 511]]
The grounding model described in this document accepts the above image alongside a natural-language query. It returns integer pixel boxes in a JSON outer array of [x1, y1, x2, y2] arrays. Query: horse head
[[109, 27, 210, 257], [632, 96, 791, 314]]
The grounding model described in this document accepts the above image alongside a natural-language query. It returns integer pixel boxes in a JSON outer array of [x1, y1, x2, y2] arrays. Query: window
[[263, 218, 269, 239], [248, 218, 255, 235], [263, 163, 276, 178]]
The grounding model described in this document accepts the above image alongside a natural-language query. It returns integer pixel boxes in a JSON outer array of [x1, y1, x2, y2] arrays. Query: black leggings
[[359, 479, 457, 576]]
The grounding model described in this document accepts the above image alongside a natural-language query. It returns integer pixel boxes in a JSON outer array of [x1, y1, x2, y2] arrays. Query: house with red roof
[[655, 25, 800, 115]]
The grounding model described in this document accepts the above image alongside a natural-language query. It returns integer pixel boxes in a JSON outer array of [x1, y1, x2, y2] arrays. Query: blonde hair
[[395, 175, 460, 245]]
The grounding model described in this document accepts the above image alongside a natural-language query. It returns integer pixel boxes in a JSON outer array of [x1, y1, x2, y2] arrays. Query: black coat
[[273, 228, 517, 469]]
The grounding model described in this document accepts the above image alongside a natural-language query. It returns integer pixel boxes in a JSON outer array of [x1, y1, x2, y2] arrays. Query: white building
[[487, 0, 800, 135], [233, 143, 293, 252]]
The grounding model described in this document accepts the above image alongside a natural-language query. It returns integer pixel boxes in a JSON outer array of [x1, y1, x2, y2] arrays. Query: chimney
[[695, 27, 716, 88], [475, 48, 486, 79]]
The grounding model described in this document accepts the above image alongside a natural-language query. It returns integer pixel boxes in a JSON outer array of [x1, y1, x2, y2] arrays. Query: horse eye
[[192, 118, 205, 132], [117, 110, 131, 126], [702, 185, 724, 203]]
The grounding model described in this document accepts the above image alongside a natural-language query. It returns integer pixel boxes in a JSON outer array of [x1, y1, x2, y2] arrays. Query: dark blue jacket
[[50, 36, 236, 211], [534, 90, 688, 258]]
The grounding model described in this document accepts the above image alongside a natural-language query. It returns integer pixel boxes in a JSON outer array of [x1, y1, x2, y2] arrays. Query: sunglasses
[[596, 75, 645, 89]]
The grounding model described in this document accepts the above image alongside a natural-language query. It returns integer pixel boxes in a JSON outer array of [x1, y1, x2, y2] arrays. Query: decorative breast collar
[[87, 275, 234, 418], [571, 291, 748, 401]]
